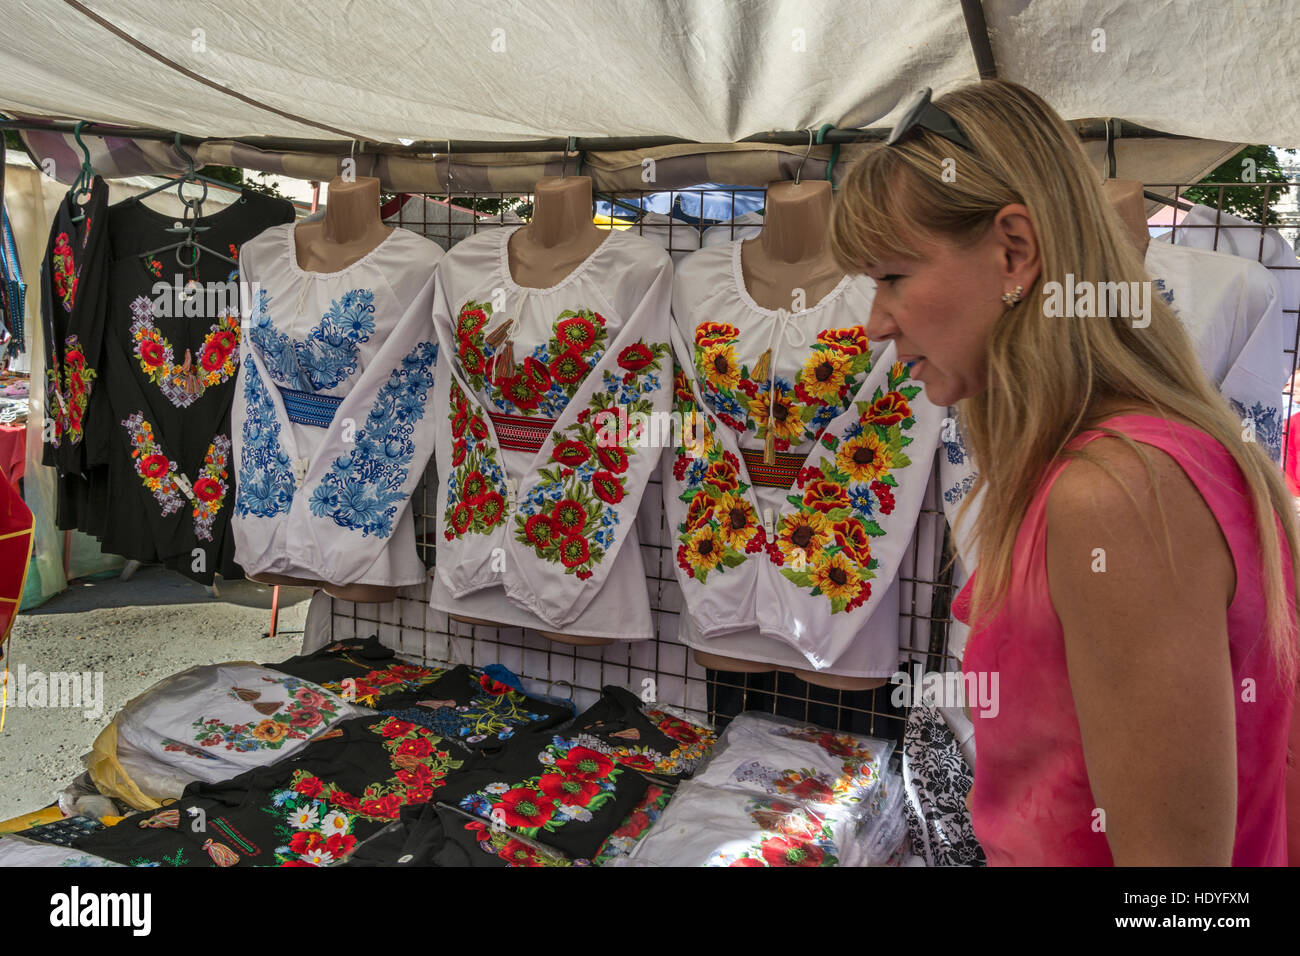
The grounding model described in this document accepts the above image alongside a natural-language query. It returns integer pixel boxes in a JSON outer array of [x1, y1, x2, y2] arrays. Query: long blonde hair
[[828, 79, 1300, 678]]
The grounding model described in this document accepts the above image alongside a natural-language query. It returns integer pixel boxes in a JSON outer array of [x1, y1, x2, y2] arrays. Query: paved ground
[[0, 567, 315, 821]]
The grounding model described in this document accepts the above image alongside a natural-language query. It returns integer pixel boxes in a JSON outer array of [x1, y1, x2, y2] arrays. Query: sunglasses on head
[[885, 87, 975, 153]]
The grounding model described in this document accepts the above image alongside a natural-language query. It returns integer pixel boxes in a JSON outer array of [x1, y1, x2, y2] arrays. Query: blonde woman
[[829, 79, 1298, 866]]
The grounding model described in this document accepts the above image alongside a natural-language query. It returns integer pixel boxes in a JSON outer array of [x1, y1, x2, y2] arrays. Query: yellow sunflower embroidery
[[810, 550, 864, 603], [700, 342, 742, 391], [684, 524, 726, 574], [776, 510, 832, 562], [836, 431, 894, 483], [749, 385, 803, 441], [713, 492, 759, 550], [799, 348, 852, 402]]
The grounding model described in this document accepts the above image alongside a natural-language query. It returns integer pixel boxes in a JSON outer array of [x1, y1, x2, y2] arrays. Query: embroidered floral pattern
[[714, 798, 840, 867], [190, 435, 232, 541], [52, 231, 77, 311], [318, 662, 446, 708], [768, 361, 921, 612], [308, 340, 437, 537], [443, 377, 508, 540], [257, 789, 363, 867], [384, 674, 554, 745], [235, 358, 295, 518], [695, 323, 873, 450], [122, 410, 232, 538], [45, 333, 96, 447], [129, 295, 240, 408], [671, 364, 761, 583], [144, 256, 163, 279], [249, 288, 377, 391], [456, 735, 626, 844], [513, 340, 669, 578], [453, 299, 610, 417], [180, 677, 344, 754], [575, 709, 717, 776], [463, 820, 571, 867], [122, 411, 185, 516], [289, 718, 462, 822]]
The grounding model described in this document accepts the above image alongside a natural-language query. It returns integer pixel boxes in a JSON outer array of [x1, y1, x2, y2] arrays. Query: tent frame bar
[[0, 117, 1189, 160]]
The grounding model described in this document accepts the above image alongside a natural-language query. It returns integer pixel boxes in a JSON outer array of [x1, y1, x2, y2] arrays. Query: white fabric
[[102, 663, 360, 803], [0, 835, 123, 867], [665, 240, 945, 672], [941, 240, 1289, 577], [1169, 204, 1300, 342], [701, 212, 765, 247], [232, 224, 443, 586], [636, 213, 702, 263], [2, 2, 1296, 145], [428, 226, 672, 637]]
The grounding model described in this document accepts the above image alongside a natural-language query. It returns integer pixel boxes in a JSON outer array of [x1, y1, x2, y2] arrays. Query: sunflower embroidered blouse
[[232, 224, 443, 588], [664, 240, 946, 674], [428, 226, 673, 638]]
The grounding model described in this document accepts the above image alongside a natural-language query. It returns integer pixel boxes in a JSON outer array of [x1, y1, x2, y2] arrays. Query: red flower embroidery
[[524, 513, 557, 547], [140, 454, 170, 479], [870, 480, 895, 515], [558, 534, 590, 568], [803, 479, 849, 514], [200, 342, 228, 371], [552, 499, 588, 536], [537, 773, 601, 805], [381, 719, 416, 738], [495, 787, 556, 828], [556, 315, 598, 351], [548, 348, 588, 386], [555, 746, 614, 782], [617, 343, 654, 372], [862, 391, 911, 426], [759, 835, 825, 867], [460, 470, 488, 506], [451, 503, 473, 535], [139, 341, 166, 368], [479, 673, 514, 696], [479, 491, 505, 526], [591, 470, 625, 504], [193, 476, 224, 502], [451, 442, 467, 468], [552, 440, 589, 466], [295, 776, 324, 798], [595, 444, 628, 473]]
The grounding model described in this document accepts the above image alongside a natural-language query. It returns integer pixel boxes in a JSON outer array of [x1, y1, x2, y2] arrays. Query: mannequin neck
[[525, 176, 602, 247], [323, 176, 386, 245], [1102, 179, 1150, 257], [755, 180, 833, 264]]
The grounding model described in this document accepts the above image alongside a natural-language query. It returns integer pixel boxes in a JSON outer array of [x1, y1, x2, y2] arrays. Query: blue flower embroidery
[[249, 288, 378, 392], [943, 473, 977, 505], [310, 340, 437, 537], [1230, 398, 1283, 462], [235, 359, 295, 518]]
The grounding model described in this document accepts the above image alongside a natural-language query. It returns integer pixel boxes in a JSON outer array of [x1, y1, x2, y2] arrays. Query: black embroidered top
[[99, 192, 293, 582]]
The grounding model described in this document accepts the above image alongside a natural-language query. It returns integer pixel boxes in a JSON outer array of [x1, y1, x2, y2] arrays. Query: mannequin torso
[[247, 174, 399, 605]]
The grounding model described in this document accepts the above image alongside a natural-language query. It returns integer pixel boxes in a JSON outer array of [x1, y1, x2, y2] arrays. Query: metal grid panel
[[325, 179, 1300, 745]]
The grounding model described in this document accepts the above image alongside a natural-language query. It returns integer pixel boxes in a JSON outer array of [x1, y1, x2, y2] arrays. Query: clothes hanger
[[136, 134, 239, 268], [69, 121, 97, 223]]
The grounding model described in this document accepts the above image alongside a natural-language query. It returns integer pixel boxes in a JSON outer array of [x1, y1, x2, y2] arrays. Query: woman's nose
[[865, 295, 899, 342]]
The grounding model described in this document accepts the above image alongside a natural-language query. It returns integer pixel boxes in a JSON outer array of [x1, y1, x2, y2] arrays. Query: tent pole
[[959, 0, 999, 80]]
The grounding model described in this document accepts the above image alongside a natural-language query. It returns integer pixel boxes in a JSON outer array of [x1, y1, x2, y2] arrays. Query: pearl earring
[[1001, 285, 1024, 308]]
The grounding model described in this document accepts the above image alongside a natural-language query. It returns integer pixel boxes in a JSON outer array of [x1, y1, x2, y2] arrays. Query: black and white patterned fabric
[[902, 701, 985, 867]]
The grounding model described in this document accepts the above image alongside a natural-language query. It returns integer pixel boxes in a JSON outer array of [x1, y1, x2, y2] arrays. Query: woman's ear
[[992, 203, 1041, 292]]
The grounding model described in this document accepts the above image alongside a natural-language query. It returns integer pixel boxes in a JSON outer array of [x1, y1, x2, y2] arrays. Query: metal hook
[[794, 128, 814, 185], [562, 135, 577, 179]]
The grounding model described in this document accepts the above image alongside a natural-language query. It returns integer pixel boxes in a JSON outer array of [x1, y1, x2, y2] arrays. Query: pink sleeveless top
[[954, 414, 1295, 866]]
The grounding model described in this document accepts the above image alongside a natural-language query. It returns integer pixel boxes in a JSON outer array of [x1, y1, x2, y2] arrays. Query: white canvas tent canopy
[[1, 0, 1297, 146], [1, 0, 1297, 604]]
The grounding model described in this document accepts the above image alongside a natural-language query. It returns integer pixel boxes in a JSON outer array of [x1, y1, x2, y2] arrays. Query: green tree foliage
[[1183, 145, 1290, 225]]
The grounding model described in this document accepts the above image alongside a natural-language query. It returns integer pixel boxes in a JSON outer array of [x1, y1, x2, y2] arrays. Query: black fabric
[[39, 176, 112, 532], [73, 714, 477, 867], [266, 636, 450, 710], [377, 665, 571, 752], [563, 685, 717, 779], [342, 803, 462, 867], [434, 726, 651, 862], [98, 192, 293, 583]]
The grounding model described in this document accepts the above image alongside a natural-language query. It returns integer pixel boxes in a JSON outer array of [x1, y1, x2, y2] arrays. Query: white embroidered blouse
[[428, 226, 673, 638], [231, 223, 443, 587], [663, 240, 946, 674]]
